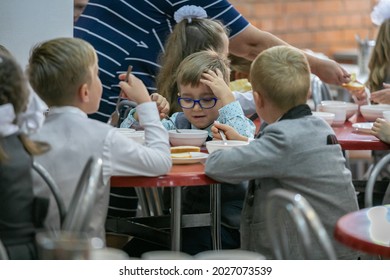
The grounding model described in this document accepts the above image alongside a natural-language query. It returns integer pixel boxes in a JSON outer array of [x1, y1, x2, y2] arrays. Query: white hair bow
[[0, 103, 19, 137], [17, 91, 48, 135], [371, 0, 390, 26], [174, 5, 207, 23]]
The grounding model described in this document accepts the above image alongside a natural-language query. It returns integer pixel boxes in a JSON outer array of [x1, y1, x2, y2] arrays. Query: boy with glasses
[[121, 50, 255, 140], [121, 50, 255, 255]]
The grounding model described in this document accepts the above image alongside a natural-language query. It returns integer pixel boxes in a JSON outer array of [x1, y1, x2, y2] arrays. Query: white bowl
[[312, 111, 335, 125], [360, 104, 390, 122], [320, 103, 347, 126], [320, 101, 358, 119], [206, 140, 249, 154], [383, 110, 390, 122], [169, 129, 208, 147]]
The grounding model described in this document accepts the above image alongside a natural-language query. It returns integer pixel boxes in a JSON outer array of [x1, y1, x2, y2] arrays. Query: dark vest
[[0, 134, 48, 259]]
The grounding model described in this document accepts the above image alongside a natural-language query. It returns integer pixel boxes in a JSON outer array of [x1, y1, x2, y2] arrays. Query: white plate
[[172, 152, 208, 165], [352, 122, 374, 134]]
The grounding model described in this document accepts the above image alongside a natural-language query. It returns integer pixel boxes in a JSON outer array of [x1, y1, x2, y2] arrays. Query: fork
[[365, 87, 371, 106], [165, 116, 180, 133]]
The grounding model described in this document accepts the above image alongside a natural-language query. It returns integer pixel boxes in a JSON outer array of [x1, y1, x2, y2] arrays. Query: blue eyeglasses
[[178, 97, 218, 109]]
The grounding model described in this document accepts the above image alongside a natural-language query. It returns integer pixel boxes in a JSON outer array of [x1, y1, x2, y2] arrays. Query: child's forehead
[[179, 83, 214, 97]]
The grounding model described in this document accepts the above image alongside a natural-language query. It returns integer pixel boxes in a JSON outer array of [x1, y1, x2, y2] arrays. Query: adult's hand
[[309, 56, 351, 85], [229, 24, 351, 86]]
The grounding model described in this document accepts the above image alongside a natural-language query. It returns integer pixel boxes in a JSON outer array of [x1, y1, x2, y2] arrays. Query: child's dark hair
[[157, 18, 229, 114], [0, 53, 49, 162]]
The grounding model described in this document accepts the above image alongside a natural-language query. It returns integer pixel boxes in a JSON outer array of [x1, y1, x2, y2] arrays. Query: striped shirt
[[74, 0, 249, 122]]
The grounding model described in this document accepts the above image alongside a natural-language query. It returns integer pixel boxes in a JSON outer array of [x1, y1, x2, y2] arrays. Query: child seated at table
[[28, 37, 172, 243], [122, 49, 255, 254], [0, 52, 49, 259], [205, 45, 361, 259], [121, 50, 256, 143]]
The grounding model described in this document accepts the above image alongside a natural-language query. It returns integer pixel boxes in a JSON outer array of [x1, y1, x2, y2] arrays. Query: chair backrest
[[311, 74, 333, 110], [0, 238, 8, 260], [107, 189, 139, 218], [265, 189, 337, 260], [62, 157, 103, 233], [365, 153, 390, 208], [108, 99, 138, 127], [32, 160, 67, 225]]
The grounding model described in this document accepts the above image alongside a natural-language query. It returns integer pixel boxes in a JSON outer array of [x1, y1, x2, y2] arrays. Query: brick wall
[[229, 0, 379, 58]]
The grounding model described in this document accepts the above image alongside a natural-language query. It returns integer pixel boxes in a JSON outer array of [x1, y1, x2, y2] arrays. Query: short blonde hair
[[176, 50, 230, 89], [27, 37, 96, 107], [250, 46, 310, 110]]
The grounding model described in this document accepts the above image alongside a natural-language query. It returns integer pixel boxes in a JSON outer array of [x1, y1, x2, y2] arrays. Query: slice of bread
[[170, 146, 200, 154], [171, 152, 192, 159], [342, 73, 365, 91], [342, 81, 365, 91]]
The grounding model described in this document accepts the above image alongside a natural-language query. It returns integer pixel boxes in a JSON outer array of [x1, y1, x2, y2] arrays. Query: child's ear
[[253, 91, 264, 108], [78, 83, 89, 103]]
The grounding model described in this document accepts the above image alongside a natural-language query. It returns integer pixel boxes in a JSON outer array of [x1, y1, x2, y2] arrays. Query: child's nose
[[193, 102, 203, 110]]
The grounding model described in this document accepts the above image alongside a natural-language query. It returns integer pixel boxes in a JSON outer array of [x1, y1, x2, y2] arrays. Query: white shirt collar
[[47, 106, 88, 118], [0, 103, 19, 137]]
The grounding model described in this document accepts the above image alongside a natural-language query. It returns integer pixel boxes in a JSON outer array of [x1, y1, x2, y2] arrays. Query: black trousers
[[122, 225, 240, 258]]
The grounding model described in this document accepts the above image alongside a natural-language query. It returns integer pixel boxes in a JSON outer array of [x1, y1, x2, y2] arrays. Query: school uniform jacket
[[205, 104, 360, 259]]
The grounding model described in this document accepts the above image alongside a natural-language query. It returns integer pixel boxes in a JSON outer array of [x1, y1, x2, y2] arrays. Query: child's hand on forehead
[[200, 69, 235, 106]]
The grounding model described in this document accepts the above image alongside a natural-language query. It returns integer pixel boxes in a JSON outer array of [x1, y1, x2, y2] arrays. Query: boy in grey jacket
[[205, 46, 360, 259]]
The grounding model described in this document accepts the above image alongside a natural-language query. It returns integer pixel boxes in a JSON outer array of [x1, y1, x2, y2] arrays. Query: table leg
[[171, 187, 182, 251], [210, 183, 222, 250]]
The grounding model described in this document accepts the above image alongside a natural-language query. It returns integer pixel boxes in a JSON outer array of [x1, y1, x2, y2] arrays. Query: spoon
[[165, 116, 180, 133], [365, 87, 371, 106], [218, 129, 228, 145]]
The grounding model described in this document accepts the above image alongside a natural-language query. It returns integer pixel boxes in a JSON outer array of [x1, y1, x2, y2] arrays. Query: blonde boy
[[206, 46, 360, 259], [28, 38, 171, 241]]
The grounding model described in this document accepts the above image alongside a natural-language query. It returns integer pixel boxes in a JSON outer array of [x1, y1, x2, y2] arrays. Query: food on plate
[[170, 146, 201, 159], [171, 152, 192, 159], [170, 146, 200, 154], [342, 73, 365, 91]]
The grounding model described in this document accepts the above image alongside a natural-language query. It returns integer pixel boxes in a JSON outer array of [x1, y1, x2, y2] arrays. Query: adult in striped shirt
[[74, 0, 351, 122]]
